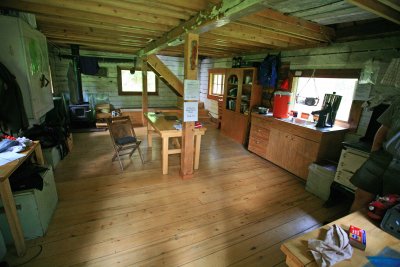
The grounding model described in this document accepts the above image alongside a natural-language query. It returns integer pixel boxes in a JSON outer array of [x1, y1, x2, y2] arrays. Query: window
[[117, 66, 158, 95], [207, 69, 226, 100], [292, 77, 358, 122]]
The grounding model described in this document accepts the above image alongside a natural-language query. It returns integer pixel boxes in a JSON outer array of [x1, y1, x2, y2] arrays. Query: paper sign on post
[[183, 102, 198, 122], [184, 79, 200, 101]]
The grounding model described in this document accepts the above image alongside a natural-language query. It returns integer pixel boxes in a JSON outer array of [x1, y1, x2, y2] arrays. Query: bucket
[[273, 91, 291, 118]]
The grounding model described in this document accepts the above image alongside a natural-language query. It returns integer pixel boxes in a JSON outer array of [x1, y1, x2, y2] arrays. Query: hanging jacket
[[0, 61, 29, 132]]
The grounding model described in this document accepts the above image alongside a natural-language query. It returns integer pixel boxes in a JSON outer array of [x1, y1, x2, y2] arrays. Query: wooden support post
[[141, 56, 148, 125], [180, 33, 199, 179]]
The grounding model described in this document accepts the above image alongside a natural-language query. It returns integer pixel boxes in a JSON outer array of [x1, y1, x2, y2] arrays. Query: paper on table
[[0, 152, 26, 167]]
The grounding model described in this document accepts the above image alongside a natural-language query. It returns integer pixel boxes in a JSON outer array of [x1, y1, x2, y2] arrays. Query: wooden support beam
[[137, 0, 270, 56], [378, 0, 400, 12], [146, 55, 184, 96], [141, 57, 148, 124], [180, 33, 199, 179], [347, 0, 400, 24]]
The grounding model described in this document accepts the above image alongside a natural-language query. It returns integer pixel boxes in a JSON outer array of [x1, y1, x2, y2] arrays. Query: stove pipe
[[71, 44, 83, 104]]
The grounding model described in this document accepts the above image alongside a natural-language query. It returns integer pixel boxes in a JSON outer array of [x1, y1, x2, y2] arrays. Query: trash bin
[[306, 162, 337, 201]]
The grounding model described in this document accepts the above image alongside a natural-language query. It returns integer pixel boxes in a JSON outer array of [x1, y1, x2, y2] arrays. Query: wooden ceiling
[[0, 0, 399, 58]]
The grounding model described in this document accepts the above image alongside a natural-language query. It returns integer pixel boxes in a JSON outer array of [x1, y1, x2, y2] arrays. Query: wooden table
[[144, 112, 207, 174], [0, 141, 44, 256], [280, 211, 400, 267]]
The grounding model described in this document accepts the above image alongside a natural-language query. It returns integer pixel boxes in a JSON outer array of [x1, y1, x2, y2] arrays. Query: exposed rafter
[[137, 0, 272, 56], [347, 0, 400, 24]]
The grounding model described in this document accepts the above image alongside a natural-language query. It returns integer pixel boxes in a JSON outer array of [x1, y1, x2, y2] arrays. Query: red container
[[273, 91, 292, 118]]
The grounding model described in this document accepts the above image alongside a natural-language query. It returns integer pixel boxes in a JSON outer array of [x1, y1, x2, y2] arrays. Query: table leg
[[194, 135, 202, 170], [0, 181, 26, 256], [162, 137, 169, 175], [34, 142, 45, 165], [147, 122, 153, 147]]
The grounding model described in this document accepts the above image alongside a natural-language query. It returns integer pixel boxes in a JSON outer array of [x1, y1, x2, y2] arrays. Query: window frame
[[290, 68, 362, 129], [117, 66, 159, 96], [207, 68, 226, 100]]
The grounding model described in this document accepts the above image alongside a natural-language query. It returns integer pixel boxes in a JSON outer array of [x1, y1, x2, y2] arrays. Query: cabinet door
[[285, 134, 319, 179], [221, 111, 247, 144], [265, 128, 285, 166], [22, 24, 54, 120], [240, 69, 254, 116], [224, 71, 241, 112], [266, 128, 319, 179]]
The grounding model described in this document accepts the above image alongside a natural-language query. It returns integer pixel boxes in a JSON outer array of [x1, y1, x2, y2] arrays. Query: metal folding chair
[[107, 116, 144, 170]]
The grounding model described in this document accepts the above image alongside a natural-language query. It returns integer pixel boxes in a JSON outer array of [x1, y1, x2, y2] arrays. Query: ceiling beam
[[378, 0, 400, 12], [0, 0, 172, 31], [347, 0, 400, 24], [137, 0, 270, 57]]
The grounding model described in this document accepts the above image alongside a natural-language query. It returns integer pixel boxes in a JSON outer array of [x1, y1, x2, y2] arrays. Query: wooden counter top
[[252, 112, 347, 132]]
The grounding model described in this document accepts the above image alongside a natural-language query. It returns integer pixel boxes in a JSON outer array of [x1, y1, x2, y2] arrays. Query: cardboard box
[[349, 225, 366, 250]]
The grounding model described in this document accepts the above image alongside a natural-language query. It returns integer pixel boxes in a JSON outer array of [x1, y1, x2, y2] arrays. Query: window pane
[[120, 70, 156, 93], [209, 73, 225, 96], [293, 77, 357, 121]]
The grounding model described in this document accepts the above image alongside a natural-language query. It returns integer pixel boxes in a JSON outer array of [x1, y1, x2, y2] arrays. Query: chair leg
[[138, 146, 145, 164], [115, 151, 124, 170]]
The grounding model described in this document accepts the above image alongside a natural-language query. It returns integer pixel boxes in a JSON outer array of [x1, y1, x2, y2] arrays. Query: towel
[[308, 224, 353, 267]]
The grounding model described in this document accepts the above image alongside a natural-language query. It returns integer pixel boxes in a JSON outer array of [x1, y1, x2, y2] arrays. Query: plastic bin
[[306, 162, 337, 201]]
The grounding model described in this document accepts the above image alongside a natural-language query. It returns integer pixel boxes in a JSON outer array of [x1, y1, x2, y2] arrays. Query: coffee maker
[[311, 93, 342, 128]]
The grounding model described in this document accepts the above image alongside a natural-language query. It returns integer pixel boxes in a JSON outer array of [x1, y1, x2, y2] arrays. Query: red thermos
[[273, 91, 292, 118]]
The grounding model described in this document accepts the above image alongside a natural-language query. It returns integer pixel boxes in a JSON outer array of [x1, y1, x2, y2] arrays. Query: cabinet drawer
[[250, 125, 270, 141], [248, 137, 268, 157], [252, 117, 273, 130], [334, 170, 357, 191], [341, 151, 368, 173]]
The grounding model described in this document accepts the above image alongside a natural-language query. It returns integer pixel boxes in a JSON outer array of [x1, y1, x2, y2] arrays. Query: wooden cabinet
[[0, 15, 53, 125], [221, 68, 262, 144], [249, 113, 347, 180], [334, 146, 369, 191]]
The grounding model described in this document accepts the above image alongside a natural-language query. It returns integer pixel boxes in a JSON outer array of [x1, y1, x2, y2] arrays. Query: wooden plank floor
[[5, 123, 350, 266]]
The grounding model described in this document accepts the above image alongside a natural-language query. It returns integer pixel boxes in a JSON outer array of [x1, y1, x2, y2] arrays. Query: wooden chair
[[107, 116, 144, 170]]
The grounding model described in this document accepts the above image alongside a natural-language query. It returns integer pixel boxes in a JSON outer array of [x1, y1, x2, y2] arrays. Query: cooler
[[273, 91, 291, 118]]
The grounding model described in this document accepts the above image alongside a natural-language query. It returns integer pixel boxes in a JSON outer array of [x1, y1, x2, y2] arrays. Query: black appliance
[[69, 102, 94, 128], [312, 93, 342, 128]]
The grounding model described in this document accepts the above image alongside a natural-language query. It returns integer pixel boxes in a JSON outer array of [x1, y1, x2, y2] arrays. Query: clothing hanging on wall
[[80, 56, 99, 75], [0, 61, 29, 132]]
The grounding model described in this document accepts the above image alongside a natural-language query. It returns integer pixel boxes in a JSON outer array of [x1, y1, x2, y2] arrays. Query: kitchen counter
[[248, 113, 348, 179], [253, 112, 347, 133]]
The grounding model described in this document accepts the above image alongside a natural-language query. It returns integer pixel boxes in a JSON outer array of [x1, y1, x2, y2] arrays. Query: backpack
[[258, 53, 280, 88]]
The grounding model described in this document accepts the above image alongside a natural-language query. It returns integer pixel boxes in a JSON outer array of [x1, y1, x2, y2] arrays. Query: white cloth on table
[[308, 224, 353, 267]]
